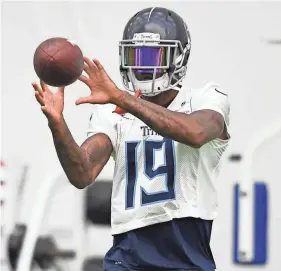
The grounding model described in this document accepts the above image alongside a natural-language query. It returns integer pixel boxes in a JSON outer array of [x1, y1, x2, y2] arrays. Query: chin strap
[[112, 90, 142, 115]]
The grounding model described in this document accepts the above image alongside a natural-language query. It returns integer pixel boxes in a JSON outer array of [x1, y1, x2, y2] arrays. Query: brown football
[[33, 37, 84, 87]]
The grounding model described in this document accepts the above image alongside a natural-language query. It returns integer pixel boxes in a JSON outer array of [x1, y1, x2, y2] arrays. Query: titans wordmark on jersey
[[87, 82, 230, 235]]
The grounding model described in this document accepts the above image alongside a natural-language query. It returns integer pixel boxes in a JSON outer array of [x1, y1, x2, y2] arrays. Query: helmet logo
[[133, 33, 160, 42]]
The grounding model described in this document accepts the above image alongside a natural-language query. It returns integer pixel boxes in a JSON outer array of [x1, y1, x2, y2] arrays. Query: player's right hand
[[32, 80, 64, 124]]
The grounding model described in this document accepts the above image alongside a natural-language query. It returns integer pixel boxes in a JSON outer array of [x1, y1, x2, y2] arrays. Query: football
[[33, 37, 84, 87]]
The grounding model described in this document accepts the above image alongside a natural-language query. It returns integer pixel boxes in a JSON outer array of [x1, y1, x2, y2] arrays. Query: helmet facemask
[[119, 33, 190, 96]]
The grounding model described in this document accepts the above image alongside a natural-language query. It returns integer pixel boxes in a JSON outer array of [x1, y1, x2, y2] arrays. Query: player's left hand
[[76, 57, 122, 105]]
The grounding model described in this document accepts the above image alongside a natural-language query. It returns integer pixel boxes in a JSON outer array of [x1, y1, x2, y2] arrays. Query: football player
[[33, 7, 230, 271]]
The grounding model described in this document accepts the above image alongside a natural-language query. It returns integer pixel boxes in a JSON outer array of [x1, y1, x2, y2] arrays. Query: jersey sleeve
[[87, 104, 118, 149], [191, 82, 230, 127]]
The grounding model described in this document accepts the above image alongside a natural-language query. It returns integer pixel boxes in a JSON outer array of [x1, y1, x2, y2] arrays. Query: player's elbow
[[69, 180, 87, 189], [185, 128, 207, 148], [72, 182, 88, 189], [69, 178, 95, 190], [68, 168, 98, 189], [191, 135, 206, 148]]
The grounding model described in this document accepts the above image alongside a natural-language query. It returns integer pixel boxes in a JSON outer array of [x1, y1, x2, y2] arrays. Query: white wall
[[2, 1, 281, 270]]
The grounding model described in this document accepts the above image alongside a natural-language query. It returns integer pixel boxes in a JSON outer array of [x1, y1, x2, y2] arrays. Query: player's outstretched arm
[[114, 93, 225, 147], [76, 58, 226, 148], [49, 119, 112, 188], [32, 80, 112, 189]]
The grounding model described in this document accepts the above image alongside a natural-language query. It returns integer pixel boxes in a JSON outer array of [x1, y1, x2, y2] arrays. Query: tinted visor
[[124, 47, 168, 79]]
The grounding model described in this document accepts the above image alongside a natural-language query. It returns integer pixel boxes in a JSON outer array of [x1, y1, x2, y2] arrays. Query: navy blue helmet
[[119, 7, 191, 96]]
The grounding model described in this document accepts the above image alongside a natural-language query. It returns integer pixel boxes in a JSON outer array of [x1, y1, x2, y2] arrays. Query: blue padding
[[233, 182, 268, 265], [233, 184, 239, 263], [254, 182, 268, 264]]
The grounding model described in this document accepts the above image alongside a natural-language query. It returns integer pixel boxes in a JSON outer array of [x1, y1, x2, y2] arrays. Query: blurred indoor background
[[1, 1, 281, 270]]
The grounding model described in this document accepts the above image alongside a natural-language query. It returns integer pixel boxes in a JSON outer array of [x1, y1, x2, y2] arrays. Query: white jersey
[[87, 82, 230, 235]]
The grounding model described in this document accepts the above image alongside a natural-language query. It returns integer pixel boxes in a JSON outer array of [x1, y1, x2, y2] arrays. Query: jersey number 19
[[125, 138, 176, 209]]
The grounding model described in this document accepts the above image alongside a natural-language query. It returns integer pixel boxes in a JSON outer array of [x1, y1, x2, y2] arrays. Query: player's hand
[[76, 57, 122, 105], [32, 80, 64, 123]]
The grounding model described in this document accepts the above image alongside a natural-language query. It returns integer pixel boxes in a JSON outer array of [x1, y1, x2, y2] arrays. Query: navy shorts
[[104, 217, 216, 271]]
